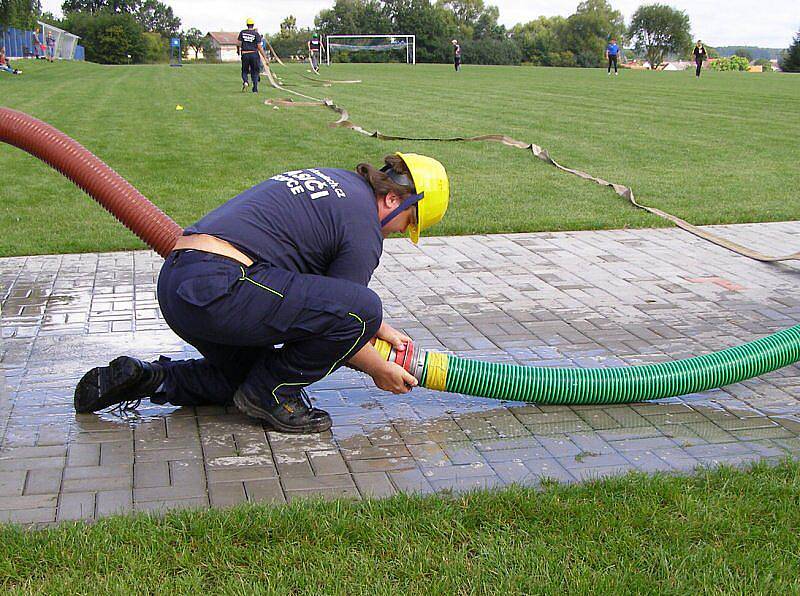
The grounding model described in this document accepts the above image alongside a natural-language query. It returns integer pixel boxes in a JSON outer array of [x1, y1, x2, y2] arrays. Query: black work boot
[[74, 356, 165, 413], [233, 387, 332, 433]]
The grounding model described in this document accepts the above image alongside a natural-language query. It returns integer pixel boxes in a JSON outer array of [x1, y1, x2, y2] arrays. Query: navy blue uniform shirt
[[238, 28, 262, 52], [185, 168, 383, 287]]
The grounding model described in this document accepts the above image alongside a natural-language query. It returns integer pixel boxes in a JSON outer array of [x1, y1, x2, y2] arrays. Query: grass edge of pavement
[[0, 458, 799, 591]]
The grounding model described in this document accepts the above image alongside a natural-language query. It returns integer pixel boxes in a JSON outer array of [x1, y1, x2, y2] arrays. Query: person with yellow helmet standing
[[237, 18, 262, 92], [74, 154, 450, 434]]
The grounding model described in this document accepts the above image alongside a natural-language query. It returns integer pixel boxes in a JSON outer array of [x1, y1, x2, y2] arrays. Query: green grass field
[[1, 60, 799, 256], [1, 461, 799, 593]]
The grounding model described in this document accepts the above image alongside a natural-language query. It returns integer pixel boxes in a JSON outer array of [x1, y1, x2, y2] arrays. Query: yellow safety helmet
[[396, 152, 449, 244], [246, 18, 255, 26]]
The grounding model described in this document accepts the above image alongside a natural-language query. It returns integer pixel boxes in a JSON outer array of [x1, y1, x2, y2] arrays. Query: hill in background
[[715, 46, 782, 60]]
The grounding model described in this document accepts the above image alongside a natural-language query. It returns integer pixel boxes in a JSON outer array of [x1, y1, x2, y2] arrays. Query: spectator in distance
[[32, 28, 42, 59], [606, 37, 620, 75], [0, 47, 23, 74], [693, 40, 708, 78], [45, 30, 56, 62]]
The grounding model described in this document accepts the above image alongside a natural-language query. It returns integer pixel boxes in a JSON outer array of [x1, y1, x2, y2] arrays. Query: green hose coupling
[[374, 325, 800, 405]]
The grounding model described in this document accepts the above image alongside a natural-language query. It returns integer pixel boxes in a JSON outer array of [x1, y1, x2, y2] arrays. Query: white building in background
[[205, 32, 240, 62], [661, 61, 692, 71]]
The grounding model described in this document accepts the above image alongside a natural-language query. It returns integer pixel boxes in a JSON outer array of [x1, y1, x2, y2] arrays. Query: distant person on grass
[[237, 18, 261, 93], [693, 40, 708, 78], [452, 39, 461, 71], [253, 29, 271, 78], [32, 28, 43, 59], [0, 47, 22, 75], [606, 38, 619, 75], [74, 154, 450, 434], [258, 34, 271, 71], [45, 31, 55, 62], [307, 32, 322, 73]]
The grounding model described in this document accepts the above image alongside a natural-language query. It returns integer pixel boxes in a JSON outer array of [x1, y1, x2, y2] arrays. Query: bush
[[461, 37, 522, 65], [754, 58, 772, 72], [730, 55, 750, 70], [710, 55, 749, 71], [142, 32, 166, 63], [64, 11, 146, 64], [710, 57, 729, 71]]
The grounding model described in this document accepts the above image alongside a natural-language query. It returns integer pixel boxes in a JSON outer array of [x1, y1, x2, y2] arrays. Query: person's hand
[[376, 322, 412, 352], [370, 361, 418, 394]]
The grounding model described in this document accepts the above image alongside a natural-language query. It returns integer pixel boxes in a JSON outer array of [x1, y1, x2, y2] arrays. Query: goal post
[[325, 35, 416, 66]]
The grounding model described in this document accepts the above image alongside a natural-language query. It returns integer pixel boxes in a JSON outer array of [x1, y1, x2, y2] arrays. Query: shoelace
[[109, 398, 142, 414], [298, 389, 314, 411]]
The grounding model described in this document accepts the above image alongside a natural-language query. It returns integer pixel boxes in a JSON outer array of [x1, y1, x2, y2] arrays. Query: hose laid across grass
[[261, 64, 800, 263]]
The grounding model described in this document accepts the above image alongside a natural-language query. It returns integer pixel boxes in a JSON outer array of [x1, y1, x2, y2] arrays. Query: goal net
[[326, 35, 415, 65]]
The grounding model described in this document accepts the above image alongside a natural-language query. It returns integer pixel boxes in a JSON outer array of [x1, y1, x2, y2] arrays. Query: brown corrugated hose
[[0, 107, 182, 257]]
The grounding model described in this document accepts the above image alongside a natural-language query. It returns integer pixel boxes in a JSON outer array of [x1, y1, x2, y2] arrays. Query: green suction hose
[[375, 325, 800, 404]]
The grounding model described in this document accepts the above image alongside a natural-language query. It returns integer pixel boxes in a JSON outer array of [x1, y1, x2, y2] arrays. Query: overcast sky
[[41, 0, 799, 48]]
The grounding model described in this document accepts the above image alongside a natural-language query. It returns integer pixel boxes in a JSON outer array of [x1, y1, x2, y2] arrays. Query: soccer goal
[[326, 35, 416, 66]]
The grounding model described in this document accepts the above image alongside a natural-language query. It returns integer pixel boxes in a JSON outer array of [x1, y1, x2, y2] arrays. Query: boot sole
[[233, 390, 332, 434], [74, 357, 143, 413]]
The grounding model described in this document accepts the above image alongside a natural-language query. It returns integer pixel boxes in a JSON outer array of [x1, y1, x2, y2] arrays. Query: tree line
[[0, 0, 41, 31], [0, 0, 180, 63], [272, 0, 695, 68], [3, 0, 798, 71]]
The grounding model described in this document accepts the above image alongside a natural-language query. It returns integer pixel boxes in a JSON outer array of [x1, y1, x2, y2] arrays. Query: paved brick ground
[[1, 222, 799, 524]]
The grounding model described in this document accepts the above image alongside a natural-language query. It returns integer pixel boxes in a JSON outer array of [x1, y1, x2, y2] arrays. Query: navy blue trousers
[[241, 53, 260, 89], [154, 250, 382, 408]]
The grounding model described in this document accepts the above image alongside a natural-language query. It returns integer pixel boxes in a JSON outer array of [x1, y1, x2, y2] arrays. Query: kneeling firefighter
[[75, 154, 449, 433]]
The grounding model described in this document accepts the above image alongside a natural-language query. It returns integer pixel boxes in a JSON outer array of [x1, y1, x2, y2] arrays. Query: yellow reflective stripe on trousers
[[239, 266, 283, 298], [234, 266, 368, 404], [270, 312, 367, 404]]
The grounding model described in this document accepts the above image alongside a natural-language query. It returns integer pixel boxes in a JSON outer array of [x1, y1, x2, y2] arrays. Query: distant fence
[[1, 26, 84, 60]]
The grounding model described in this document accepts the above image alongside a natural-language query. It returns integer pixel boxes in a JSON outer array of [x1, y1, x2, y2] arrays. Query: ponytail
[[356, 155, 415, 199]]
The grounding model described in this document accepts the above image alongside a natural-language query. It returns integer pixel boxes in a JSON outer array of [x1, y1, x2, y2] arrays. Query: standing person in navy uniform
[[693, 40, 708, 78], [237, 18, 262, 92], [606, 38, 620, 75], [307, 33, 322, 73], [452, 39, 461, 71], [74, 154, 451, 434]]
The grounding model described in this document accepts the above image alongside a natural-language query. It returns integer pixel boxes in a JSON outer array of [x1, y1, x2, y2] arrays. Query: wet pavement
[[1, 222, 799, 524]]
